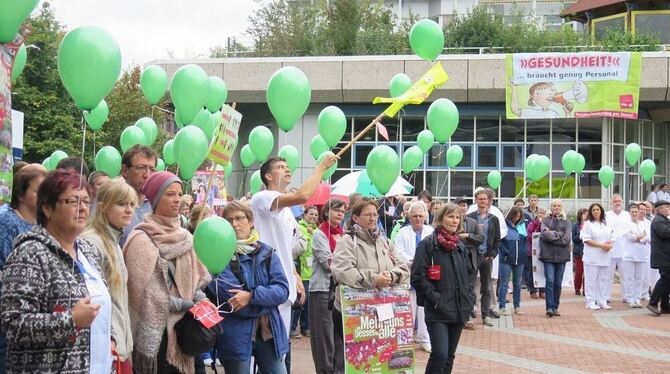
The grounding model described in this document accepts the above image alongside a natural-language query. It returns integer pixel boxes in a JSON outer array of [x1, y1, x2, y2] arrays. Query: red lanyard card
[[189, 300, 224, 329]]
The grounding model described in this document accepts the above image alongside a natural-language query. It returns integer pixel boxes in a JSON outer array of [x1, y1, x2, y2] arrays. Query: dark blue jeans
[[221, 338, 287, 374], [498, 262, 524, 309], [425, 322, 464, 374], [0, 333, 6, 374], [543, 262, 566, 311], [523, 255, 536, 292]]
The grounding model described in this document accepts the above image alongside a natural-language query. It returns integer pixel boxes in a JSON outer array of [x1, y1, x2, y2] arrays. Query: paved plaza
[[286, 285, 670, 373]]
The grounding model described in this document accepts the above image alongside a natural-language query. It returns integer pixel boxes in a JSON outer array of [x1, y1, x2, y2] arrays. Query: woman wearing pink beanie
[[123, 171, 211, 373]]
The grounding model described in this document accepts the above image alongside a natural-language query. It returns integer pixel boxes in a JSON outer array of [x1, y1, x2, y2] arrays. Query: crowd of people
[[0, 146, 669, 374]]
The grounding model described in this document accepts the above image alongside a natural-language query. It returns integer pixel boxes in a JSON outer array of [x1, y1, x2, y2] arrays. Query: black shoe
[[647, 304, 661, 316], [553, 309, 561, 317], [546, 309, 554, 317], [489, 309, 500, 319], [660, 306, 670, 314]]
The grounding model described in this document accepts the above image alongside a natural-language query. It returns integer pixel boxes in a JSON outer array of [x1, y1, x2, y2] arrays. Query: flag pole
[[335, 112, 385, 158]]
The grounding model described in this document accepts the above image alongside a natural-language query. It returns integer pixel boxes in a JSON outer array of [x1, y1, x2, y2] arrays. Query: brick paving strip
[[456, 345, 591, 374], [594, 309, 670, 338]]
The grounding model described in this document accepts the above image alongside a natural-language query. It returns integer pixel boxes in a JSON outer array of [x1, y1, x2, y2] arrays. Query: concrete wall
[[150, 52, 670, 105]]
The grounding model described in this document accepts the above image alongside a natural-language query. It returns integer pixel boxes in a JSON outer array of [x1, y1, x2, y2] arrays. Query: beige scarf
[[124, 214, 210, 374]]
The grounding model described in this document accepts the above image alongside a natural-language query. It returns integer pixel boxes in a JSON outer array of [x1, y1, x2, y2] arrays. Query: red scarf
[[319, 221, 343, 252], [436, 226, 459, 252]]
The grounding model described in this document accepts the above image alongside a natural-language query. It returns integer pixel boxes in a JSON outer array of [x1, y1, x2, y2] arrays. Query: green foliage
[[598, 28, 661, 52], [209, 38, 250, 58]]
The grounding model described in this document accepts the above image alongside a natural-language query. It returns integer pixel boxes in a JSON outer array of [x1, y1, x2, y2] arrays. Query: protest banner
[[506, 52, 641, 119], [532, 233, 574, 289], [340, 285, 415, 374], [191, 170, 227, 207], [208, 103, 242, 167]]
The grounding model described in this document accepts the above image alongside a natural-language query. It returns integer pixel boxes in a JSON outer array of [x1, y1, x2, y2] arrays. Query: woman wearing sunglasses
[[208, 201, 289, 374]]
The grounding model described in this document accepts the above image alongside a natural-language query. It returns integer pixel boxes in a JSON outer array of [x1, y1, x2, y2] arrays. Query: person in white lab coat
[[605, 195, 632, 303], [394, 201, 434, 353], [581, 203, 614, 310], [622, 203, 652, 308]]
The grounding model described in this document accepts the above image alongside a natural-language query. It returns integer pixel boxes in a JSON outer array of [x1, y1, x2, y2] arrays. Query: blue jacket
[[207, 241, 289, 361], [499, 220, 526, 266]]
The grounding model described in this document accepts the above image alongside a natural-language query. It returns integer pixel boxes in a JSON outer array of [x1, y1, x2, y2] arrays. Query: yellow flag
[[373, 62, 449, 117]]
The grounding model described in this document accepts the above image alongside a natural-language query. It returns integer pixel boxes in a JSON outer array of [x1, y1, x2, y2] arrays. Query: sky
[[47, 0, 260, 68]]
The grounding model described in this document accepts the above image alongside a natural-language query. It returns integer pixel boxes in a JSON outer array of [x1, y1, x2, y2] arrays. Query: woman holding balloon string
[[124, 171, 211, 373], [207, 201, 289, 374]]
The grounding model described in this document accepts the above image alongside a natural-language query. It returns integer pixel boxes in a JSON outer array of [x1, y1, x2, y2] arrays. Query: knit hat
[[140, 171, 182, 210]]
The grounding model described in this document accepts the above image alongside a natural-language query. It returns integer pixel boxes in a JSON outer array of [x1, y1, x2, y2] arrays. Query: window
[[654, 122, 667, 149], [338, 147, 352, 169], [476, 145, 498, 169], [401, 117, 424, 139], [453, 144, 473, 169], [551, 144, 575, 171], [552, 119, 576, 143], [579, 173, 601, 199], [526, 120, 551, 142], [612, 118, 625, 144], [449, 171, 473, 198], [500, 171, 521, 198], [625, 120, 639, 145], [341, 117, 353, 142], [579, 144, 602, 171], [380, 118, 399, 142], [502, 144, 524, 169], [592, 13, 627, 41], [655, 149, 667, 177], [475, 117, 499, 142], [641, 121, 653, 148], [452, 118, 474, 142], [404, 171, 425, 195], [425, 171, 449, 198], [353, 117, 375, 141], [632, 11, 670, 44], [354, 144, 374, 167], [578, 118, 602, 142], [427, 145, 447, 168], [612, 145, 624, 171], [501, 119, 525, 142]]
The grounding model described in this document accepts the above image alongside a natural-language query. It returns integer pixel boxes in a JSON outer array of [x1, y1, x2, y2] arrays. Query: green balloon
[[206, 76, 228, 113], [163, 139, 176, 165], [135, 117, 158, 145], [317, 106, 346, 148], [42, 157, 51, 170], [278, 145, 300, 173], [83, 99, 109, 131], [156, 158, 166, 171], [174, 108, 185, 129], [11, 43, 26, 82], [446, 145, 463, 167], [389, 73, 412, 97], [427, 98, 459, 144], [50, 150, 69, 169], [417, 130, 434, 153], [402, 146, 423, 174], [120, 126, 148, 153], [639, 159, 656, 182], [598, 166, 614, 187], [310, 135, 330, 161], [240, 144, 256, 168], [249, 126, 274, 163], [487, 171, 502, 189], [140, 65, 167, 105], [174, 125, 209, 174], [409, 19, 445, 61], [561, 150, 579, 175], [317, 151, 338, 181], [250, 170, 262, 195], [179, 166, 196, 181], [192, 108, 211, 131], [205, 111, 223, 142], [525, 154, 550, 182], [267, 66, 311, 132], [575, 153, 586, 175], [170, 64, 209, 125], [625, 143, 642, 167], [0, 0, 39, 43], [217, 162, 233, 179], [58, 26, 122, 110], [94, 146, 121, 177], [366, 145, 400, 195], [193, 216, 237, 274]]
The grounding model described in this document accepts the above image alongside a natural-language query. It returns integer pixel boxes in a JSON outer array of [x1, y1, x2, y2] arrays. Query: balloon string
[[436, 170, 449, 198], [93, 132, 96, 159], [514, 180, 531, 200], [557, 176, 569, 199]]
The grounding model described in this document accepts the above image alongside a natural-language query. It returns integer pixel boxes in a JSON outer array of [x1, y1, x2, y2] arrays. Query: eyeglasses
[[359, 213, 379, 218], [59, 197, 91, 207], [131, 164, 156, 174], [332, 209, 346, 214], [226, 215, 248, 223]]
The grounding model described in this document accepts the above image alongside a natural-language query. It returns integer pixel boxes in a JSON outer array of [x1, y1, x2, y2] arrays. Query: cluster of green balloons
[[389, 73, 412, 97], [119, 117, 158, 153], [427, 99, 459, 144], [249, 126, 274, 163], [487, 171, 502, 189], [409, 19, 445, 62], [366, 145, 400, 194], [171, 64, 209, 125], [625, 143, 642, 167], [0, 0, 40, 43], [42, 150, 68, 171], [83, 99, 109, 131], [267, 66, 311, 132], [95, 146, 122, 177], [525, 154, 550, 182], [58, 26, 122, 111], [193, 216, 236, 274], [561, 150, 585, 175], [174, 125, 209, 180], [11, 43, 27, 82], [191, 108, 221, 141]]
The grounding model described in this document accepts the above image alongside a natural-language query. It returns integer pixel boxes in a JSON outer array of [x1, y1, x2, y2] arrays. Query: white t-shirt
[[251, 190, 297, 303], [581, 220, 614, 267], [623, 220, 651, 262], [394, 225, 434, 264], [605, 210, 631, 258]]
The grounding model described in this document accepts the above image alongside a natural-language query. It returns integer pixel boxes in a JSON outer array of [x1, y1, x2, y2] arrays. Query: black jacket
[[572, 222, 584, 258], [411, 232, 474, 324], [651, 214, 670, 269], [462, 217, 485, 271], [466, 211, 501, 259], [539, 214, 571, 263]]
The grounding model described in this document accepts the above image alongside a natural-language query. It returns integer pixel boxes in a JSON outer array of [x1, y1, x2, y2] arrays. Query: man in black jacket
[[648, 200, 670, 316], [466, 189, 501, 326], [457, 200, 484, 329]]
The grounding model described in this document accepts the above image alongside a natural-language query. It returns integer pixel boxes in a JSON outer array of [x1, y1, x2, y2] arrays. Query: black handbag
[[173, 303, 223, 356]]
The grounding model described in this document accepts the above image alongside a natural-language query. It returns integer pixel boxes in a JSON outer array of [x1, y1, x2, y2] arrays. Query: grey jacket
[[462, 217, 485, 270], [539, 214, 572, 263], [309, 230, 333, 293]]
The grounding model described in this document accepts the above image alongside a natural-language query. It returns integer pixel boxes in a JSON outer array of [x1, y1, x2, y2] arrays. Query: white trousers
[[585, 264, 609, 307], [622, 260, 647, 304], [605, 257, 624, 301], [409, 290, 430, 344]]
